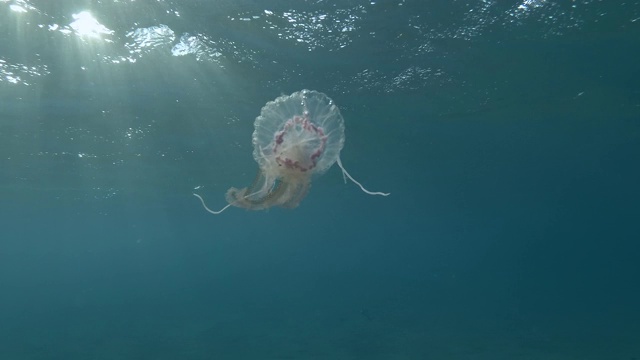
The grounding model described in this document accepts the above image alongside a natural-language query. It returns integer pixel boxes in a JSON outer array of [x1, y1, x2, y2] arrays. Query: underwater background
[[1, 0, 639, 359]]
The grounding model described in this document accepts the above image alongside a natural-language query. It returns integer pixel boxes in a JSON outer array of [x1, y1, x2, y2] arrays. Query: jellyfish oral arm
[[336, 157, 390, 196]]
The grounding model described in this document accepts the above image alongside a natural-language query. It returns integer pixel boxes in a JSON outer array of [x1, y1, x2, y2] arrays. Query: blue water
[[1, 1, 639, 359]]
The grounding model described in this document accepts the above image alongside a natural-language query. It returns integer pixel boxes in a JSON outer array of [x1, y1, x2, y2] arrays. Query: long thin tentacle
[[194, 186, 270, 215], [336, 157, 390, 196], [193, 193, 233, 214]]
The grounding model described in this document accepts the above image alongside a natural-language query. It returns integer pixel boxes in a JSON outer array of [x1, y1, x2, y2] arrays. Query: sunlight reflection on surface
[[0, 0, 637, 202], [68, 11, 114, 40]]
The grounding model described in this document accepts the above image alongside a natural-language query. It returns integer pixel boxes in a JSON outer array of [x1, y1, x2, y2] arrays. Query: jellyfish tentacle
[[195, 186, 270, 215], [336, 157, 390, 196], [193, 193, 233, 214]]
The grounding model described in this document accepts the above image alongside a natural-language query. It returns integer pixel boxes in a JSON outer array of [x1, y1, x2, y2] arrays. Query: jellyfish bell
[[194, 89, 389, 215]]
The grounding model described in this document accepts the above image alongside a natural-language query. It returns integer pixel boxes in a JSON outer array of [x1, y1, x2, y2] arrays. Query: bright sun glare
[[69, 11, 114, 39]]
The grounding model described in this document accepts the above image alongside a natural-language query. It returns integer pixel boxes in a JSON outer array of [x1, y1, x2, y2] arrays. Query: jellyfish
[[194, 89, 389, 214]]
